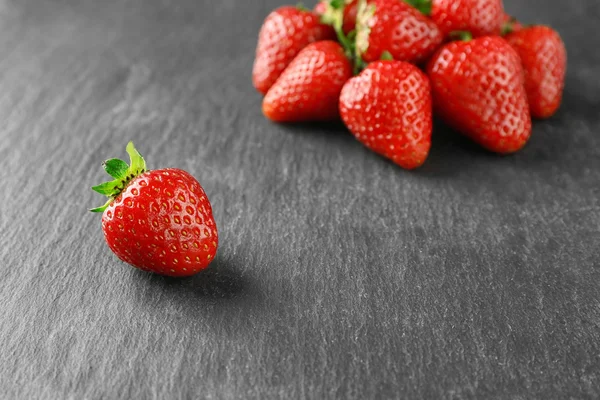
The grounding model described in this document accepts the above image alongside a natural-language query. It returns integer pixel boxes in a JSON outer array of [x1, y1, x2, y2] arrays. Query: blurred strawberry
[[263, 41, 353, 122], [314, 1, 327, 15], [356, 0, 443, 64], [252, 6, 335, 95], [506, 26, 567, 118], [406, 0, 505, 38], [501, 13, 523, 35], [427, 35, 532, 154], [340, 60, 433, 169], [315, 0, 359, 34]]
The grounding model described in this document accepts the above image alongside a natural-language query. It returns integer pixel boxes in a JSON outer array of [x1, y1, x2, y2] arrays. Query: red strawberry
[[314, 1, 327, 15], [356, 0, 443, 65], [252, 6, 335, 95], [501, 13, 523, 35], [429, 0, 504, 38], [263, 40, 353, 122], [505, 26, 567, 119], [91, 142, 218, 277], [340, 60, 433, 169], [342, 1, 359, 34], [426, 35, 532, 154], [315, 0, 359, 35]]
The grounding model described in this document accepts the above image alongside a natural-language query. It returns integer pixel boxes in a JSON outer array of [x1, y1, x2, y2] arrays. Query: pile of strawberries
[[252, 0, 567, 169]]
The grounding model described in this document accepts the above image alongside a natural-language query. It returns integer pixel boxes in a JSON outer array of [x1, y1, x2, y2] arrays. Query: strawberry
[[426, 35, 532, 154], [315, 0, 359, 35], [340, 60, 432, 169], [91, 142, 218, 277], [501, 13, 523, 35], [252, 6, 335, 95], [355, 0, 443, 65], [263, 40, 353, 122], [342, 0, 359, 34], [314, 1, 327, 15], [505, 26, 567, 119], [426, 0, 505, 38]]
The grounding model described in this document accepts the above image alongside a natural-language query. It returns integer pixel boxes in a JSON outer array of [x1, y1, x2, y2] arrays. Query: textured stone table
[[1, 0, 599, 398]]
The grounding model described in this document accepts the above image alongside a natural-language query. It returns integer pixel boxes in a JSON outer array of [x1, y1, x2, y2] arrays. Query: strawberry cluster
[[253, 0, 567, 169]]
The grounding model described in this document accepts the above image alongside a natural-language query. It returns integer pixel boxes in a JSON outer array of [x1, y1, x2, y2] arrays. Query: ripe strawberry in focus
[[429, 0, 505, 38], [427, 35, 532, 154], [315, 0, 359, 35], [340, 60, 433, 169], [356, 0, 443, 64], [252, 6, 335, 95], [506, 26, 567, 119], [263, 41, 353, 122], [91, 143, 218, 277]]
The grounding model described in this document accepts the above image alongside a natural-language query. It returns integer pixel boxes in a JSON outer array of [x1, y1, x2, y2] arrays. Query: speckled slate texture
[[0, 0, 599, 399]]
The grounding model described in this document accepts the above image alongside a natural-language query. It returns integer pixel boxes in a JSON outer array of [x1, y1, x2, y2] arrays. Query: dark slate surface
[[0, 0, 599, 398]]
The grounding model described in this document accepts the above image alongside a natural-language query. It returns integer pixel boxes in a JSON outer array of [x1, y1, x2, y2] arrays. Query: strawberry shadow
[[140, 253, 250, 301], [558, 76, 600, 123], [270, 116, 577, 188], [277, 119, 503, 178], [415, 117, 573, 178], [131, 253, 276, 342], [410, 120, 499, 178], [410, 117, 585, 208], [276, 120, 352, 137]]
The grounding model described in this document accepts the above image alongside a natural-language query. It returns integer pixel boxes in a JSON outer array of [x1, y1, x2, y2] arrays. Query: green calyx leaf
[[380, 51, 394, 61], [501, 17, 522, 36], [403, 0, 432, 15], [295, 2, 310, 12], [448, 30, 473, 42], [103, 159, 129, 179], [90, 199, 113, 214], [90, 141, 148, 213], [126, 141, 146, 176], [92, 180, 122, 196], [330, 0, 345, 9]]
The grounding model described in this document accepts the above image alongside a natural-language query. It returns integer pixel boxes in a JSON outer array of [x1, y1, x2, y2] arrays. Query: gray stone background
[[0, 0, 598, 398]]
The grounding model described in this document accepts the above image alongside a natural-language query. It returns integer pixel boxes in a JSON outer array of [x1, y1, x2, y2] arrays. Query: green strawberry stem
[[90, 142, 147, 213], [403, 0, 432, 15], [321, 1, 353, 54], [321, 0, 365, 74], [333, 15, 353, 55], [449, 31, 473, 42], [354, 0, 374, 74]]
